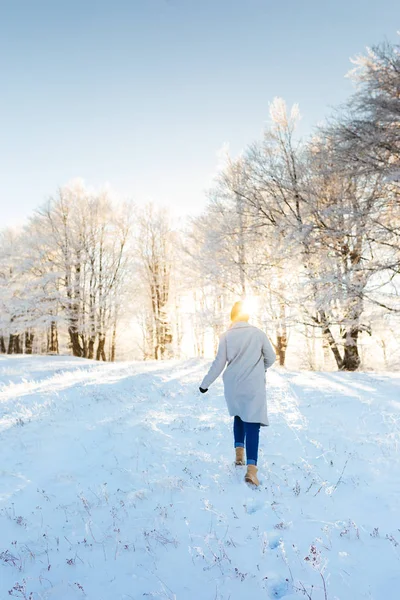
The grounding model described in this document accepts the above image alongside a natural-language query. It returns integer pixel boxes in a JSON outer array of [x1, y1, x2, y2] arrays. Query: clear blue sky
[[0, 0, 399, 226]]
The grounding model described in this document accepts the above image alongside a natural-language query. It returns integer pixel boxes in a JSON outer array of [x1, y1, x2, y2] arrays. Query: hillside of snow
[[1, 356, 400, 600]]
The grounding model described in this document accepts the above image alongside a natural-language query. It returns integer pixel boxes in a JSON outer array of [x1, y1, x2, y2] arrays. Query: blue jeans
[[234, 416, 261, 465]]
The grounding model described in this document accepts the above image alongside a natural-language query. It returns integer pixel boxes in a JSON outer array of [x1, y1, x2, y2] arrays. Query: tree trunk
[[8, 334, 21, 354], [276, 300, 288, 366], [341, 328, 360, 371], [275, 334, 287, 367], [7, 334, 15, 354], [69, 328, 83, 357], [110, 324, 117, 362], [321, 326, 343, 369], [159, 309, 172, 359], [340, 290, 363, 371], [88, 283, 96, 360], [25, 331, 34, 354], [88, 337, 95, 360], [81, 335, 88, 359], [96, 335, 106, 361], [0, 336, 6, 353], [315, 311, 343, 370], [47, 321, 59, 353], [67, 256, 83, 357]]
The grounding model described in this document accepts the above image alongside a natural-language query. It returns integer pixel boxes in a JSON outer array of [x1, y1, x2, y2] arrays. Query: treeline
[[0, 182, 178, 361], [0, 38, 399, 369], [187, 39, 400, 371]]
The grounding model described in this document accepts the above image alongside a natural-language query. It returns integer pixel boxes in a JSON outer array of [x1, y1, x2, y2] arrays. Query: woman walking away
[[199, 301, 276, 487]]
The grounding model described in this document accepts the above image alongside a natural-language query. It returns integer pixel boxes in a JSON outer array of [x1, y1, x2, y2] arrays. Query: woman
[[199, 301, 276, 486]]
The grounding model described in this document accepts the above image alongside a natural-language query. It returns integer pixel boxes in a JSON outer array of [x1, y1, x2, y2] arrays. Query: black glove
[[199, 387, 208, 394]]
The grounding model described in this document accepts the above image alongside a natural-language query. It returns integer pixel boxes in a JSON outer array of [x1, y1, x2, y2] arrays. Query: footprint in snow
[[269, 579, 290, 598], [244, 497, 266, 514], [268, 535, 281, 550]]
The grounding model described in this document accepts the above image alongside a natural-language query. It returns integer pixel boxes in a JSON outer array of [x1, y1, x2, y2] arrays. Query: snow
[[1, 356, 400, 600]]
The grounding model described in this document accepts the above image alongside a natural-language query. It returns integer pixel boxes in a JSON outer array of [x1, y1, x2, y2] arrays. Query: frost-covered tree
[[200, 92, 399, 370], [26, 180, 133, 360], [302, 139, 386, 370], [331, 40, 400, 180], [134, 203, 175, 360], [187, 142, 294, 365], [0, 229, 24, 354], [327, 39, 400, 292]]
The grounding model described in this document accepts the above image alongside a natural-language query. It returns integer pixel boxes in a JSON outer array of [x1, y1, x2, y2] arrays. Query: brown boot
[[235, 447, 245, 466], [245, 465, 259, 486]]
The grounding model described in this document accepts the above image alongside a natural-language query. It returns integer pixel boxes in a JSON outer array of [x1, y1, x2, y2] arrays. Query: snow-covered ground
[[1, 356, 400, 600]]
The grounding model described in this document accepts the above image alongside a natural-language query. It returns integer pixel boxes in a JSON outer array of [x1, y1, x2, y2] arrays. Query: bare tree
[[135, 203, 175, 360]]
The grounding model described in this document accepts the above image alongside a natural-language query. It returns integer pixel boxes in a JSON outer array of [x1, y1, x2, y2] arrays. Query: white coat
[[200, 321, 276, 426]]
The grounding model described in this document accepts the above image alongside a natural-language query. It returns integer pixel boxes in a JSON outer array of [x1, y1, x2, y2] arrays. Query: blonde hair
[[230, 301, 249, 322]]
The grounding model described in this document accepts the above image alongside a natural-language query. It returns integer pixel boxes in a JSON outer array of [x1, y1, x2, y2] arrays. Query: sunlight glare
[[241, 295, 259, 316]]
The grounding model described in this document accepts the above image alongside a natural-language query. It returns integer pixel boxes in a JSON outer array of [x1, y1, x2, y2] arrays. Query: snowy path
[[1, 357, 400, 600]]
